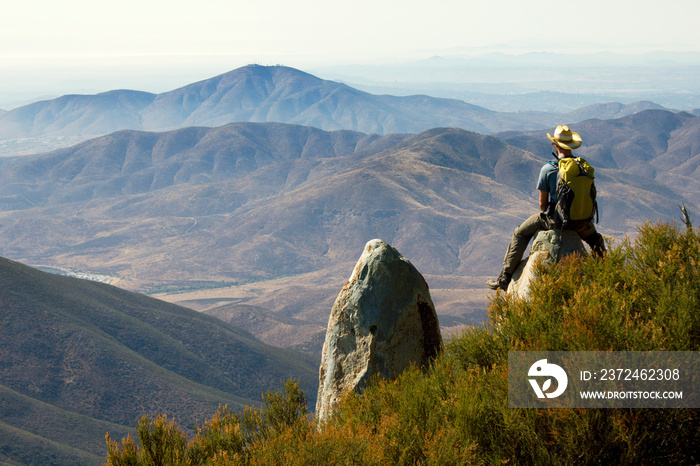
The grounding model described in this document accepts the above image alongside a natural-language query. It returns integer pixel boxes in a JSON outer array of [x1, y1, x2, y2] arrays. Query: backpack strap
[[573, 157, 594, 179], [577, 157, 599, 223], [595, 199, 600, 224]]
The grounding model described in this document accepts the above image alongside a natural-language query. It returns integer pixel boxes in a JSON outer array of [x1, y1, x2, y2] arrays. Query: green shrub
[[106, 414, 188, 466], [107, 379, 310, 465], [106, 221, 700, 465]]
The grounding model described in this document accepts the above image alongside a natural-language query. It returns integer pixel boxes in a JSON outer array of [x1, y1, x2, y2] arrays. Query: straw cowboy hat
[[547, 125, 582, 150]]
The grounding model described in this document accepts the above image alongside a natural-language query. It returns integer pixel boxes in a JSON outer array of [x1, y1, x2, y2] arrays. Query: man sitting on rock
[[487, 125, 606, 291]]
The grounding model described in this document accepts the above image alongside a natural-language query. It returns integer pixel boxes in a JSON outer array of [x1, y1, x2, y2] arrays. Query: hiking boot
[[486, 272, 512, 291]]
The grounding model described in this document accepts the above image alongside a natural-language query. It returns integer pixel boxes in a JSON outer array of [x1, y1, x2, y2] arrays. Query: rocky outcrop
[[507, 229, 588, 299], [315, 239, 442, 421]]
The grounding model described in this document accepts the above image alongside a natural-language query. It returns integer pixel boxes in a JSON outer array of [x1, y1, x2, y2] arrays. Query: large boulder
[[507, 229, 588, 299], [315, 239, 442, 421]]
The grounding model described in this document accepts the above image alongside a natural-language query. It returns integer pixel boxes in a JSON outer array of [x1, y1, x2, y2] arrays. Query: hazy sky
[[2, 0, 700, 105]]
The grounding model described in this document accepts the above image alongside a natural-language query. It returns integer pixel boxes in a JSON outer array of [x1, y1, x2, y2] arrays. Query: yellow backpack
[[555, 157, 599, 229]]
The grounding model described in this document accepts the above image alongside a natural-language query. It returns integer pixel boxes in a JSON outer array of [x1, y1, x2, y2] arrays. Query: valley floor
[[152, 267, 491, 355]]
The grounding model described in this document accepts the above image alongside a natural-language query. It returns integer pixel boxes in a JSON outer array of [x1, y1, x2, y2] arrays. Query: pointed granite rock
[[315, 239, 442, 421]]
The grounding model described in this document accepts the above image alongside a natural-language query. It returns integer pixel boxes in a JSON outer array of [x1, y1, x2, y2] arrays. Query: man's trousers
[[501, 212, 606, 275]]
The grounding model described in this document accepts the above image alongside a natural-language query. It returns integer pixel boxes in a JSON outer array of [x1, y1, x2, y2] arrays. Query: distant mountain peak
[[201, 64, 328, 89], [0, 64, 682, 155]]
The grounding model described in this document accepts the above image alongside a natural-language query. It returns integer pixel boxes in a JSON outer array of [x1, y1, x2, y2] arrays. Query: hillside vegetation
[[106, 221, 700, 465], [0, 256, 318, 465]]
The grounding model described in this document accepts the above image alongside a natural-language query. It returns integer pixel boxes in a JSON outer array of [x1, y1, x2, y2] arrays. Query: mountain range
[[0, 65, 500, 141], [0, 255, 318, 465], [0, 65, 675, 158], [0, 110, 696, 354]]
